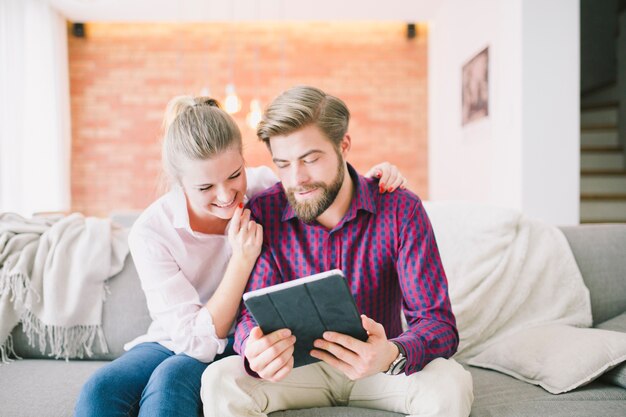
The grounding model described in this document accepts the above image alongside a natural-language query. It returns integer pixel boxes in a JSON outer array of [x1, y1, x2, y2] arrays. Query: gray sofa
[[1, 224, 625, 417]]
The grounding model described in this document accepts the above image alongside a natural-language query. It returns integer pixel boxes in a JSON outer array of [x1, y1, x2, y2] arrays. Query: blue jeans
[[74, 340, 235, 417]]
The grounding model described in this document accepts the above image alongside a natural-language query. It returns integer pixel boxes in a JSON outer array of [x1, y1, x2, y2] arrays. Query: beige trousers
[[201, 356, 473, 417]]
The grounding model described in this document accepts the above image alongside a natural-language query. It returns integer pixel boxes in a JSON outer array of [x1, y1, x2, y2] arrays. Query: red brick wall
[[69, 22, 428, 216]]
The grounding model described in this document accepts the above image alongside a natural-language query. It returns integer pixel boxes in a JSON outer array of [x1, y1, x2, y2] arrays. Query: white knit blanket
[[422, 201, 592, 362], [0, 212, 128, 363]]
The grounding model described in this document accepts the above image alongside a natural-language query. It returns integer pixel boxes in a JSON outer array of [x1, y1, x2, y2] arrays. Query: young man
[[201, 86, 473, 417]]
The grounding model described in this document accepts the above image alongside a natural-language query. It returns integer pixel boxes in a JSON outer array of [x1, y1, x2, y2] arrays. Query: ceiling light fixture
[[224, 83, 242, 114], [245, 99, 262, 130]]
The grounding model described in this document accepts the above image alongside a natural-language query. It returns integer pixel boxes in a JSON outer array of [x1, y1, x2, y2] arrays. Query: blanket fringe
[[20, 309, 109, 360], [0, 334, 21, 364], [0, 266, 36, 306]]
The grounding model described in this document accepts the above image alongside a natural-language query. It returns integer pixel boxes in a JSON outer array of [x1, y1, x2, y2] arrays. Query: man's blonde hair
[[256, 86, 350, 148], [161, 96, 242, 185]]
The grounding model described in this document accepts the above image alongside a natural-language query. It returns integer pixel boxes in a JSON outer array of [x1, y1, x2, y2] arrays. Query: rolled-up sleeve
[[129, 230, 227, 362]]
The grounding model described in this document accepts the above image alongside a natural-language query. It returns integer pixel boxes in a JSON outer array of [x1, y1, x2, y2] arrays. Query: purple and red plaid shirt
[[235, 164, 458, 375]]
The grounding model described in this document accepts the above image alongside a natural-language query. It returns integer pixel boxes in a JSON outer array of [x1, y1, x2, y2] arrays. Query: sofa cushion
[[2, 361, 625, 417], [0, 360, 400, 417], [560, 225, 626, 324], [0, 359, 107, 417], [99, 255, 152, 359], [0, 361, 401, 417], [469, 366, 626, 417], [597, 312, 626, 389], [270, 408, 401, 416], [467, 324, 626, 394]]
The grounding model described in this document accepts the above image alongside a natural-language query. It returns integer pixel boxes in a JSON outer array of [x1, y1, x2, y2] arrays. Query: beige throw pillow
[[467, 324, 626, 394]]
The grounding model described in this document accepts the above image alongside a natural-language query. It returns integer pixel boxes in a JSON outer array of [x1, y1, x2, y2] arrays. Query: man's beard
[[285, 158, 345, 223]]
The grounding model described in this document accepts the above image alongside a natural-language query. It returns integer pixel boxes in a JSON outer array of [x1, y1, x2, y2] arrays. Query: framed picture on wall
[[462, 47, 489, 126]]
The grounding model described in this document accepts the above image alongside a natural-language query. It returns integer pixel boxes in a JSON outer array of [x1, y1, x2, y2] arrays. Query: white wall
[[521, 0, 579, 225], [429, 0, 579, 225], [48, 0, 440, 22]]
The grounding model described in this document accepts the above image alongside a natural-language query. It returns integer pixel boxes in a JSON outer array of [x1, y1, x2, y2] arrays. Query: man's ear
[[340, 134, 351, 158]]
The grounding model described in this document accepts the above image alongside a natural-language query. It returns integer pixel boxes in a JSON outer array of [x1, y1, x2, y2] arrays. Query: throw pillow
[[467, 324, 626, 394], [596, 312, 626, 389]]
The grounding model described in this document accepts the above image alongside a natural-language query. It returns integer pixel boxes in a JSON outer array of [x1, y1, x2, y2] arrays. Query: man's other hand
[[310, 315, 398, 380]]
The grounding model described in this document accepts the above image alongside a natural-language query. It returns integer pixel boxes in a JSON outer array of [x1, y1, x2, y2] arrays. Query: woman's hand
[[228, 204, 263, 264], [365, 162, 408, 193], [206, 204, 263, 338]]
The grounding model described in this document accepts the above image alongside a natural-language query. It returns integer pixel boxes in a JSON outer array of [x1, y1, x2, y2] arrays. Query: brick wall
[[69, 22, 428, 216]]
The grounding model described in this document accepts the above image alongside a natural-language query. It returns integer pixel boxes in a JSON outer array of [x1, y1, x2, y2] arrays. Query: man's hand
[[245, 327, 296, 382], [310, 315, 398, 380]]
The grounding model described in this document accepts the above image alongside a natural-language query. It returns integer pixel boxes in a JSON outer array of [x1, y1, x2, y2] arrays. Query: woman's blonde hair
[[161, 95, 242, 185]]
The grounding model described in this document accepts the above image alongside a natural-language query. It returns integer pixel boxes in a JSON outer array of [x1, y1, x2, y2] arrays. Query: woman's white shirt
[[124, 166, 278, 362]]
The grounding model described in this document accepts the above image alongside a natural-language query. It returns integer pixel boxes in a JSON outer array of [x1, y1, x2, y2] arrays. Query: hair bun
[[195, 97, 222, 109]]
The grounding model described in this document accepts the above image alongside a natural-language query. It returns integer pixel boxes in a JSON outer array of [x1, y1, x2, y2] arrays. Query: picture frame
[[462, 47, 489, 126]]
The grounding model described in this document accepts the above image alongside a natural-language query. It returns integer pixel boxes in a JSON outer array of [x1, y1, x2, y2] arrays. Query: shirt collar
[[170, 185, 193, 232], [281, 163, 377, 223]]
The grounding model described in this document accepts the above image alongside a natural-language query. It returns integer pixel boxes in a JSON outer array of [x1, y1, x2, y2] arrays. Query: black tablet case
[[243, 271, 368, 368]]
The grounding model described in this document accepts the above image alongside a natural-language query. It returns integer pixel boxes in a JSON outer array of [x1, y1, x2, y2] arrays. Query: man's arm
[[392, 199, 459, 374], [233, 203, 297, 381], [233, 239, 281, 355]]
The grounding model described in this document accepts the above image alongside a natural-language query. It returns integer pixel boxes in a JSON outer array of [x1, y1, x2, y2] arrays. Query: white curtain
[[0, 0, 70, 216]]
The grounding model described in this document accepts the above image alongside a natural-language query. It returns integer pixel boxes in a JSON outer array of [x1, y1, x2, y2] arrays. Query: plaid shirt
[[235, 164, 458, 375]]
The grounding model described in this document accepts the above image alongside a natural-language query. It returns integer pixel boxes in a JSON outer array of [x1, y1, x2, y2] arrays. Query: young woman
[[74, 96, 407, 417]]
